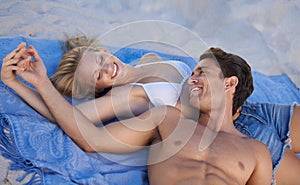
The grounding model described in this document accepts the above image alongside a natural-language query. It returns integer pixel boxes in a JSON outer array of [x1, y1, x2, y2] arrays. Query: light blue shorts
[[234, 100, 296, 175]]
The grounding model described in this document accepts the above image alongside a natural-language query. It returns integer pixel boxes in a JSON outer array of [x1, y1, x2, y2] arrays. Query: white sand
[[0, 0, 299, 183], [0, 0, 299, 85]]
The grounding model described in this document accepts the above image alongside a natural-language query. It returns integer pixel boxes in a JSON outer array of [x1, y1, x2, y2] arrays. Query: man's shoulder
[[153, 106, 195, 135], [147, 106, 183, 125], [243, 137, 270, 157]]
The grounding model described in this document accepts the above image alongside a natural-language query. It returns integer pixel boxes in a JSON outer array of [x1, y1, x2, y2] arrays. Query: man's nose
[[188, 75, 199, 85]]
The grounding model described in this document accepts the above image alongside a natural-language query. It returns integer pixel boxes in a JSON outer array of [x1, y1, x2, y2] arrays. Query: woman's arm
[[136, 53, 162, 65], [15, 45, 157, 153], [76, 85, 150, 124], [34, 78, 156, 153], [2, 43, 150, 125], [1, 42, 55, 122], [7, 80, 56, 122], [290, 105, 300, 153]]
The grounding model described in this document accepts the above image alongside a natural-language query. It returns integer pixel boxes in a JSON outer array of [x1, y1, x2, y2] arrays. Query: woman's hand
[[16, 45, 48, 88], [1, 42, 27, 86]]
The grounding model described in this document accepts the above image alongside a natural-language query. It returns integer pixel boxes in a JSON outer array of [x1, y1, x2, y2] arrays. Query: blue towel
[[0, 37, 299, 185], [249, 71, 300, 104], [0, 81, 149, 185]]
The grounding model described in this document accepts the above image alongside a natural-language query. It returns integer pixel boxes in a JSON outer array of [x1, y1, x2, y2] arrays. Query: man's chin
[[189, 99, 201, 110]]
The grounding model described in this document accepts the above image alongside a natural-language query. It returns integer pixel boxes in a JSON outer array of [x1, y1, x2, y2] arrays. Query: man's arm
[[247, 141, 272, 185]]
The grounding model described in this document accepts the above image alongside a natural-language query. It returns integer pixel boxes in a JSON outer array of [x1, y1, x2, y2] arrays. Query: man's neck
[[198, 106, 244, 137]]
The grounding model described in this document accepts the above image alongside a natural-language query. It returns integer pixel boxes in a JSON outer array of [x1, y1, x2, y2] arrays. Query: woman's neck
[[114, 64, 144, 85]]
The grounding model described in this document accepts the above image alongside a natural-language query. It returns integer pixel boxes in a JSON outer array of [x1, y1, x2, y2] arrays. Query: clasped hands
[[1, 42, 48, 87]]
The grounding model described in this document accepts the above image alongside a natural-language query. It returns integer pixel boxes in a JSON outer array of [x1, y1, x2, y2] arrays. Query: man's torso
[[148, 118, 257, 185]]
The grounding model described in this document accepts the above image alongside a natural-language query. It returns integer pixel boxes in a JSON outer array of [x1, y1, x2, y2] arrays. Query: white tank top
[[130, 60, 192, 107]]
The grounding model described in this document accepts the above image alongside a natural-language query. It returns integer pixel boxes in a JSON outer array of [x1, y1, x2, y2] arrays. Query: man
[[7, 45, 272, 184]]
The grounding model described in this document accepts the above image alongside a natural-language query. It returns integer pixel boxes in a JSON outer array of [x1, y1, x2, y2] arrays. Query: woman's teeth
[[112, 63, 117, 78]]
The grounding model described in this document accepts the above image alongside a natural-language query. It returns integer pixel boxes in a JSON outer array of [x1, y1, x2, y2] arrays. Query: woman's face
[[77, 49, 126, 94]]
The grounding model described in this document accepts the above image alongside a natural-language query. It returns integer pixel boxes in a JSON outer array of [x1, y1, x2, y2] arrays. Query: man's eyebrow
[[192, 66, 205, 75], [196, 66, 208, 71]]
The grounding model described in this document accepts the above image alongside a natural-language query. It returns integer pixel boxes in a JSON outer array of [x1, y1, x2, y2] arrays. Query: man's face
[[188, 58, 226, 113]]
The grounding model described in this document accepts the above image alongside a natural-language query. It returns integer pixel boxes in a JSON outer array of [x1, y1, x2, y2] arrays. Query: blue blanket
[[0, 37, 299, 185]]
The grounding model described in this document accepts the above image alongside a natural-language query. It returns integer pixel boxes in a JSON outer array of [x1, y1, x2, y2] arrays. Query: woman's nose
[[101, 63, 109, 72], [97, 47, 110, 53], [101, 62, 115, 75]]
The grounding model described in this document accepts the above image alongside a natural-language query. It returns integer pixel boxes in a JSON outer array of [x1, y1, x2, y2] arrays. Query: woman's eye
[[96, 55, 102, 64], [97, 56, 104, 65]]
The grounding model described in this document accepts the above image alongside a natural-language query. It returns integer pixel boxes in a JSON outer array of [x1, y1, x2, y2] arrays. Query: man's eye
[[97, 71, 101, 80]]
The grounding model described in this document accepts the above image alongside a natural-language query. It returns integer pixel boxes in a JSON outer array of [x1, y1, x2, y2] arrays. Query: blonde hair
[[50, 36, 98, 99]]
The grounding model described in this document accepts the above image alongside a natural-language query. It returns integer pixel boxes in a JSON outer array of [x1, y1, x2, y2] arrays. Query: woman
[[1, 40, 193, 125]]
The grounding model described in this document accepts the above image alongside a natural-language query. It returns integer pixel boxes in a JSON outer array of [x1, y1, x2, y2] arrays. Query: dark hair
[[199, 47, 254, 115]]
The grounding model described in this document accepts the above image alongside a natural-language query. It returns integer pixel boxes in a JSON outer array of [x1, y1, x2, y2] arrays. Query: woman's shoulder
[[136, 53, 163, 65]]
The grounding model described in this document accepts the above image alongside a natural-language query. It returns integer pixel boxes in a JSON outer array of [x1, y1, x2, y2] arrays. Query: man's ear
[[225, 76, 238, 93]]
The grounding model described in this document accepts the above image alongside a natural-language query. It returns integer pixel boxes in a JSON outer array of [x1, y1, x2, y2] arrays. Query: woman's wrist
[[34, 77, 52, 91], [3, 78, 20, 88]]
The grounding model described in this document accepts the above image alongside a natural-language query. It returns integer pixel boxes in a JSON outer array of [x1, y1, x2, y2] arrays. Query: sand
[[0, 0, 299, 184], [0, 0, 299, 85]]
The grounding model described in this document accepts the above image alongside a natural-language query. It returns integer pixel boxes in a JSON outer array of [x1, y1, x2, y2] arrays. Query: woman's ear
[[225, 76, 238, 93]]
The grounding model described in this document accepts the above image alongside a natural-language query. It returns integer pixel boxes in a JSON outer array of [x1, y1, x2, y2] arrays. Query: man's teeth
[[191, 87, 201, 92], [112, 63, 117, 78]]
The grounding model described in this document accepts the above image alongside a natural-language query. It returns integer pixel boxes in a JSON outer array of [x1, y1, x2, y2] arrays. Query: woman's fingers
[[14, 47, 27, 59], [3, 58, 19, 67], [27, 45, 41, 61], [2, 42, 26, 62], [17, 55, 31, 69], [7, 65, 24, 72], [18, 42, 26, 48]]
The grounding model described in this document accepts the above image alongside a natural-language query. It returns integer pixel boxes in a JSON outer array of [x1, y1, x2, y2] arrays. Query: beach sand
[[1, 0, 299, 85], [0, 0, 299, 184], [0, 155, 27, 185]]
